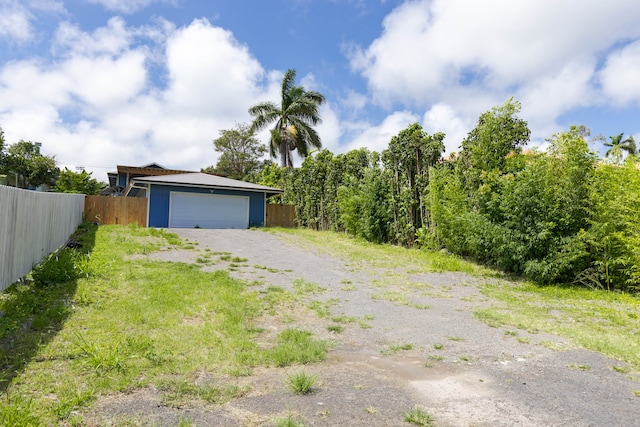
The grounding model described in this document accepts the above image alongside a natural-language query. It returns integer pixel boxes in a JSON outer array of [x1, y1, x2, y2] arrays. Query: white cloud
[[340, 110, 419, 153], [348, 0, 640, 140], [83, 0, 173, 14], [599, 40, 640, 106], [0, 17, 274, 179], [422, 104, 468, 153], [0, 0, 35, 43], [53, 18, 133, 57]]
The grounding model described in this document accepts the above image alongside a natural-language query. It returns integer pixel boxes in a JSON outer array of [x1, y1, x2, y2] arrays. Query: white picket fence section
[[0, 186, 85, 291]]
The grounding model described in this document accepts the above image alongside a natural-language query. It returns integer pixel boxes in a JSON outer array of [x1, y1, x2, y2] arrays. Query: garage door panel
[[169, 192, 249, 229]]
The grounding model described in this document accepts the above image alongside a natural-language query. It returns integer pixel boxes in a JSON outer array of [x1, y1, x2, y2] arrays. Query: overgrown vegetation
[[0, 224, 330, 426], [253, 98, 640, 292]]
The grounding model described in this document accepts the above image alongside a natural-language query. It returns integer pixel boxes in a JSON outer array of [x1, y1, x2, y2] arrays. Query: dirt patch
[[85, 229, 640, 426]]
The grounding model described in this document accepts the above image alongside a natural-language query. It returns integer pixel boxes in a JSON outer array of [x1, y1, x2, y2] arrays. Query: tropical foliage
[[0, 140, 59, 189], [249, 69, 325, 167], [203, 123, 267, 180], [252, 99, 640, 293], [53, 168, 106, 195]]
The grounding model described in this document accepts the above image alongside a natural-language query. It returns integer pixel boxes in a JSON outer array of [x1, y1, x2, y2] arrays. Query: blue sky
[[1, 0, 639, 180]]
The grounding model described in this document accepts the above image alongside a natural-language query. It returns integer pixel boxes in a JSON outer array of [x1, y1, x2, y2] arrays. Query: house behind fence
[[0, 186, 85, 291]]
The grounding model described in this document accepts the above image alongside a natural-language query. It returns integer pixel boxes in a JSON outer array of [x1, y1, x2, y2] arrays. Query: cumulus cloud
[[0, 17, 274, 177], [348, 0, 640, 139], [0, 0, 36, 43], [599, 40, 640, 106], [83, 0, 172, 14], [340, 110, 420, 153], [422, 104, 469, 153]]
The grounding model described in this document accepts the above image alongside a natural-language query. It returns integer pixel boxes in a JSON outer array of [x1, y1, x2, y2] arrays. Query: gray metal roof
[[130, 173, 283, 193]]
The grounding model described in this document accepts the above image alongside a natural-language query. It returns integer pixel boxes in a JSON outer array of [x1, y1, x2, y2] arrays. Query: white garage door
[[169, 192, 249, 229]]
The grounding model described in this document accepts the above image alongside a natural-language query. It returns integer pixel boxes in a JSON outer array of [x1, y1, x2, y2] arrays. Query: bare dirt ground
[[86, 229, 640, 427]]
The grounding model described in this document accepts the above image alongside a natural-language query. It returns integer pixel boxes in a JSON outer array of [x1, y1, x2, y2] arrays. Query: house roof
[[115, 164, 196, 176], [130, 173, 283, 194]]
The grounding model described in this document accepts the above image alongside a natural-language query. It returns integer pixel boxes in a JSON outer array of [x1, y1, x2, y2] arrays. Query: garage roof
[[130, 172, 283, 194]]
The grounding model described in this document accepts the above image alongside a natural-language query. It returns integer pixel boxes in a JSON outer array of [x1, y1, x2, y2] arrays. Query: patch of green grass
[[448, 336, 464, 342], [371, 291, 430, 310], [276, 228, 490, 276], [567, 364, 591, 371], [327, 325, 344, 333], [404, 406, 434, 426], [341, 284, 356, 291], [476, 281, 640, 369], [331, 315, 357, 324], [433, 343, 445, 350], [287, 371, 317, 395], [157, 378, 249, 406], [307, 299, 339, 318], [274, 413, 305, 427], [517, 336, 530, 344], [293, 279, 326, 294], [267, 329, 332, 367], [611, 365, 631, 374], [363, 314, 375, 320], [381, 343, 414, 355], [633, 390, 640, 397]]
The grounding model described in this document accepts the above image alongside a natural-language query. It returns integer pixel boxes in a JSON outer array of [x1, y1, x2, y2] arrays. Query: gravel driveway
[[90, 229, 640, 427]]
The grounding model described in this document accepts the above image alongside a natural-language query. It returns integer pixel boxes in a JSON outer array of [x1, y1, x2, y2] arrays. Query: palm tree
[[249, 69, 325, 168], [604, 133, 637, 161]]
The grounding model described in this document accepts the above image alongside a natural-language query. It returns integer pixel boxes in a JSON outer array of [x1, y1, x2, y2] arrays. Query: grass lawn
[[1, 225, 638, 425], [0, 224, 329, 426]]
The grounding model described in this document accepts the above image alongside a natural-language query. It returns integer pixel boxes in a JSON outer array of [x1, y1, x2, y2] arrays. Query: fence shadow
[[0, 222, 97, 393]]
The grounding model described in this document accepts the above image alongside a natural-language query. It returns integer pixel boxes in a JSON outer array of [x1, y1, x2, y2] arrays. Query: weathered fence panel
[[84, 196, 148, 226], [0, 186, 85, 291], [266, 204, 296, 228]]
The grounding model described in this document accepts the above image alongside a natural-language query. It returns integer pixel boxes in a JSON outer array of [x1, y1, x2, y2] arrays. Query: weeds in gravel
[[327, 325, 344, 333], [287, 371, 317, 395], [404, 406, 434, 426], [293, 279, 326, 294], [476, 281, 640, 369], [275, 228, 488, 276], [274, 413, 305, 427], [157, 378, 249, 406], [381, 343, 414, 355]]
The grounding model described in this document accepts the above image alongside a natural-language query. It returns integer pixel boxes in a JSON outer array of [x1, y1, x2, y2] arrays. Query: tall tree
[[3, 140, 58, 189], [204, 123, 267, 180], [459, 97, 530, 190], [53, 168, 106, 194], [248, 69, 325, 167], [604, 133, 636, 163]]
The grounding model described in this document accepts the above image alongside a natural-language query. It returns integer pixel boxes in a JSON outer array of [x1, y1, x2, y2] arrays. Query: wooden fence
[[83, 197, 293, 228], [84, 196, 148, 226], [0, 186, 85, 291], [266, 204, 296, 228]]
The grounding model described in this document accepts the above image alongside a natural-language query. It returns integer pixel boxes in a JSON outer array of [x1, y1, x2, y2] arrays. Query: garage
[[169, 192, 249, 229], [127, 172, 282, 229]]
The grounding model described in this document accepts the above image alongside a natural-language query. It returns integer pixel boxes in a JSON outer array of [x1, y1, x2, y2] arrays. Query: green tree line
[[252, 99, 640, 293]]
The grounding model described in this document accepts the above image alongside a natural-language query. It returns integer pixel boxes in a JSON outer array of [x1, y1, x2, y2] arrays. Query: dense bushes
[[253, 100, 640, 292]]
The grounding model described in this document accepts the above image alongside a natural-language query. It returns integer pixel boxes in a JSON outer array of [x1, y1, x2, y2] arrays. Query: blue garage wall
[[148, 184, 266, 228]]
